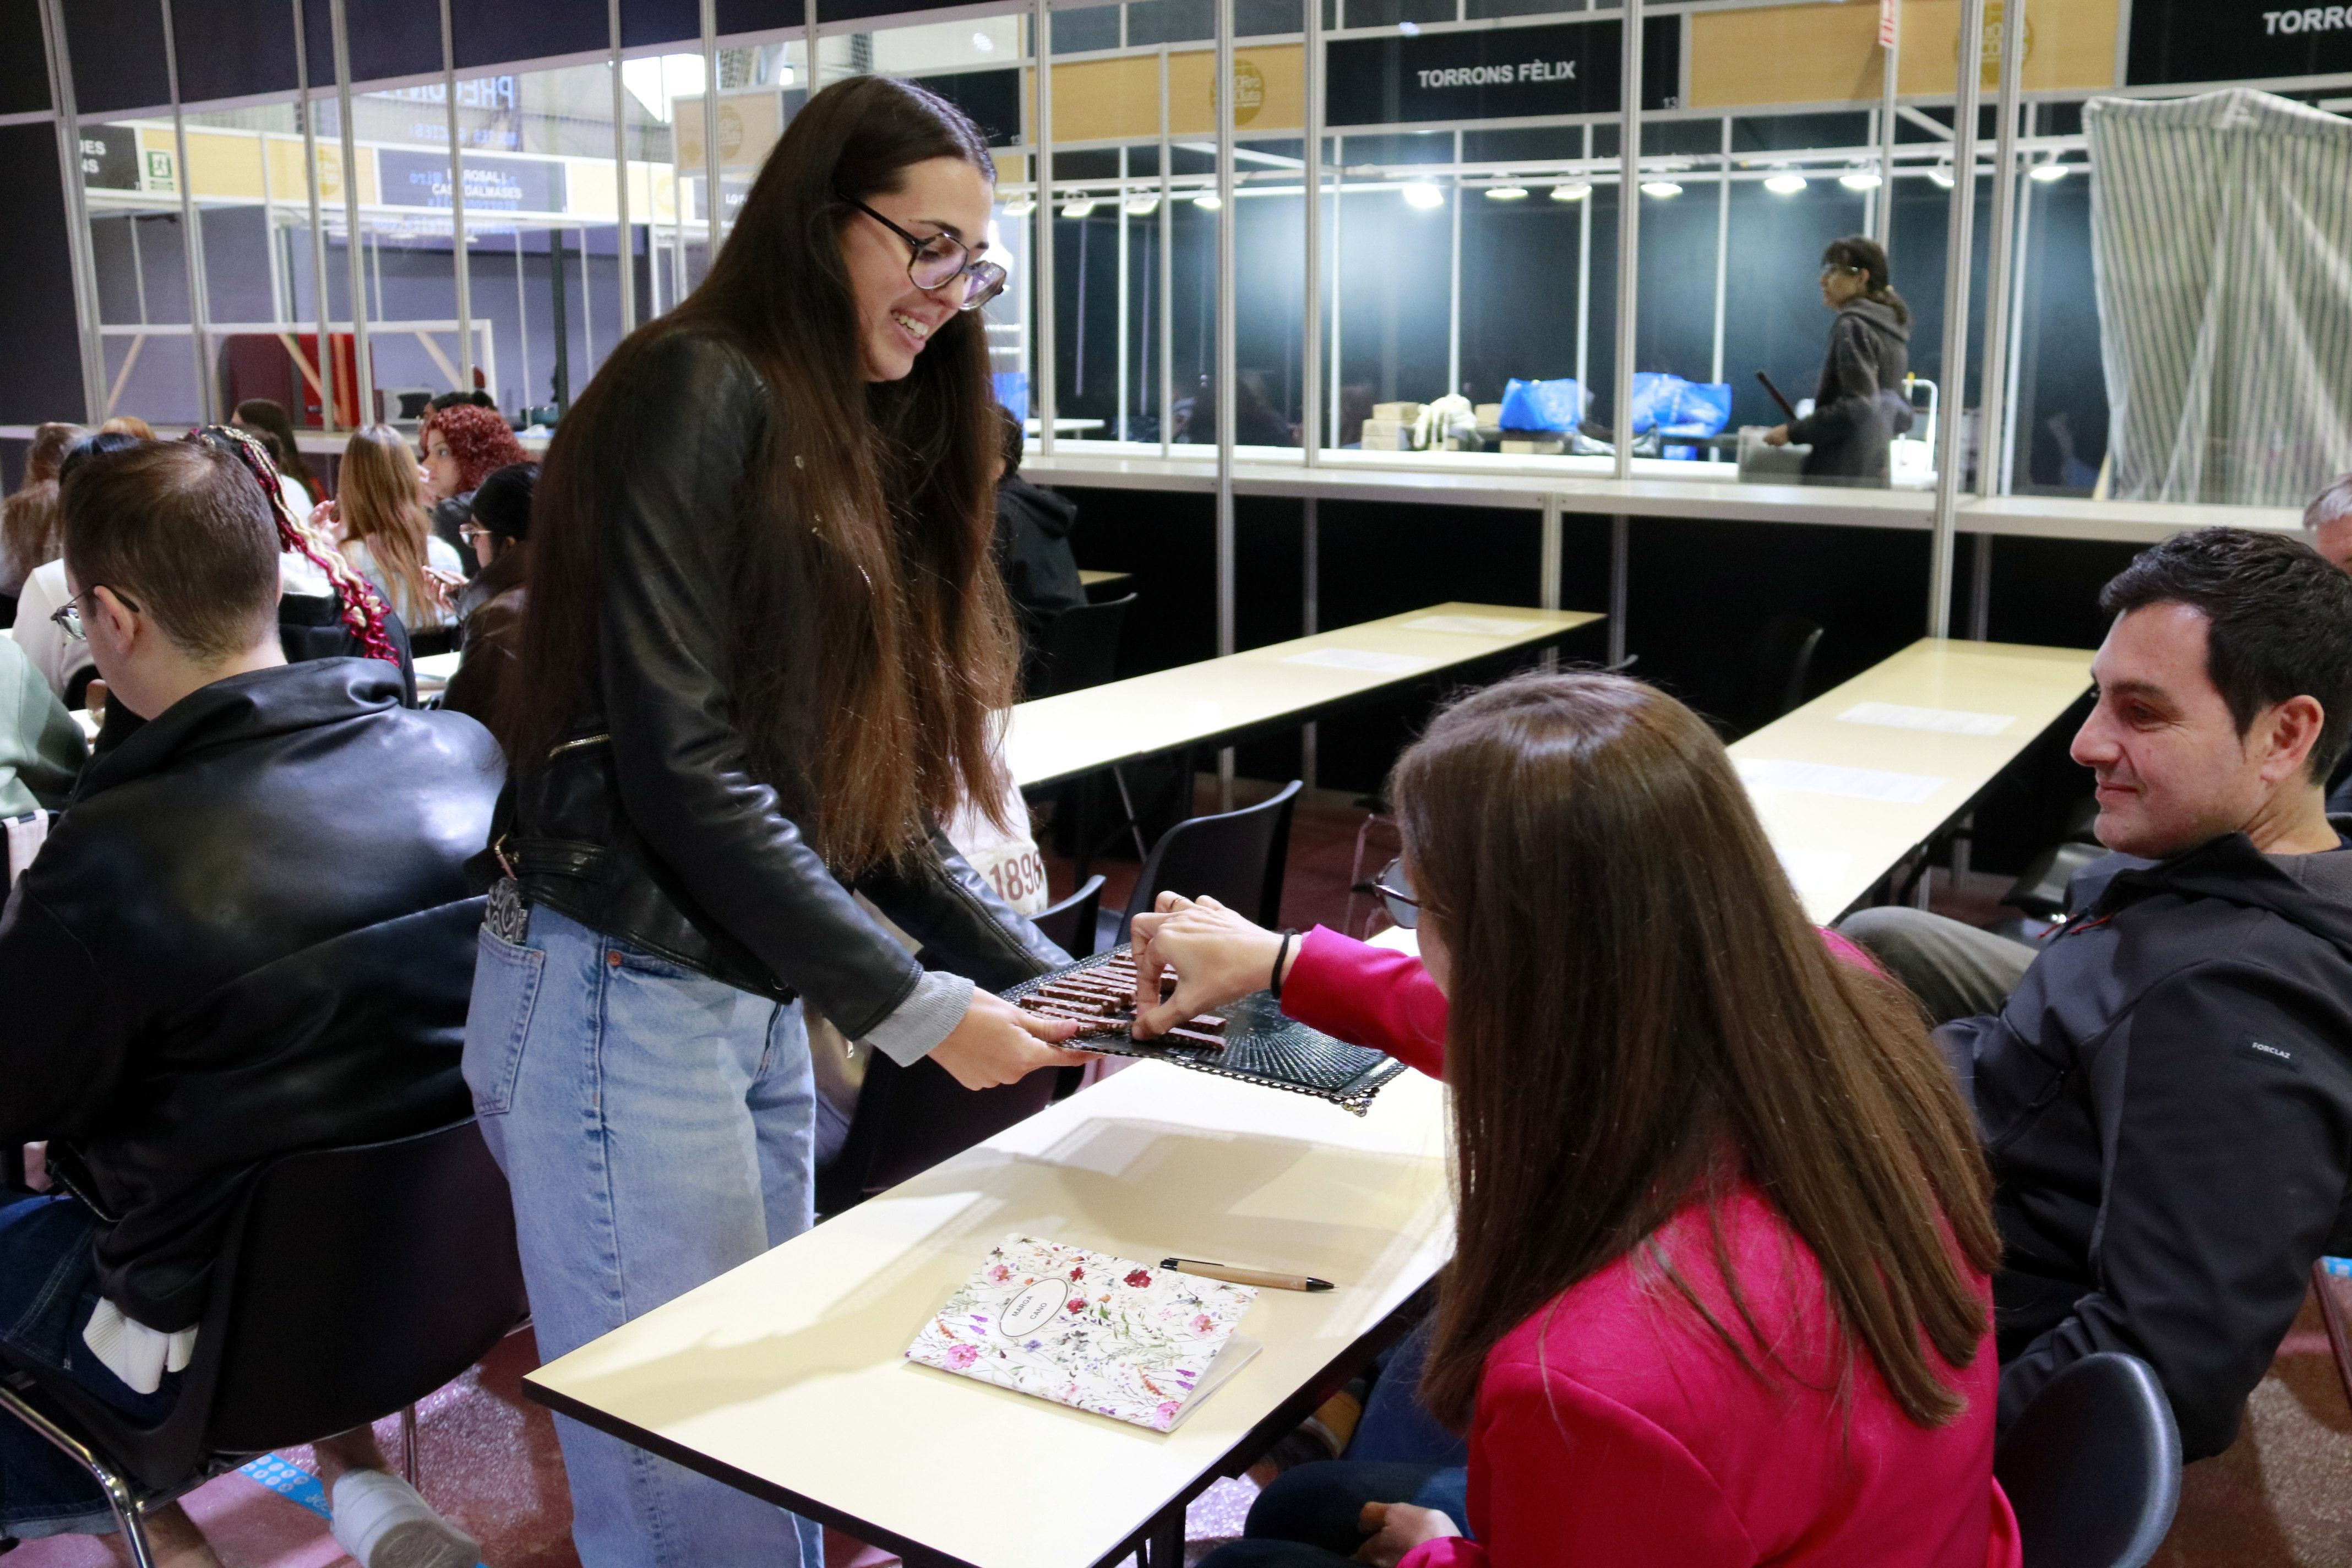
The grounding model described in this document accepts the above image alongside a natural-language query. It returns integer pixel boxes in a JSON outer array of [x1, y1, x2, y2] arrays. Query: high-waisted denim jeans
[[466, 902, 825, 1568]]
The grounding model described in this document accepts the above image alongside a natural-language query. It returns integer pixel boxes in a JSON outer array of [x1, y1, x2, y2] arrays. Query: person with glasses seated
[[0, 438, 500, 1568], [1136, 673, 2017, 1568]]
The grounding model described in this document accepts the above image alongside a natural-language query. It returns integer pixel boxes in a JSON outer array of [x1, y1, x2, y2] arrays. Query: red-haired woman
[[418, 402, 527, 569], [1144, 672, 2019, 1568]]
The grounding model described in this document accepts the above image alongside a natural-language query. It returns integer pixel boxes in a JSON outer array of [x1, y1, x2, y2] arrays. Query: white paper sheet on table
[[1736, 758, 1948, 805], [1400, 614, 1545, 637], [1836, 701, 2016, 737], [1282, 649, 1438, 675], [1777, 848, 1853, 903]]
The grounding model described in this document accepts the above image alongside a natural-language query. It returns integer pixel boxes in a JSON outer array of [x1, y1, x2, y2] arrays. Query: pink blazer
[[1279, 925, 2023, 1568]]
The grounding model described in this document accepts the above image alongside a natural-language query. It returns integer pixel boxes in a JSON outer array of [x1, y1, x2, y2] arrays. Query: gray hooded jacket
[[1788, 295, 1912, 483]]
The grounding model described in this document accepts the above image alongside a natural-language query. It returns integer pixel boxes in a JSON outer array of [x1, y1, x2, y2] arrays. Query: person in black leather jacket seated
[[1841, 527, 2352, 1464], [467, 74, 1088, 1568], [0, 439, 501, 1568]]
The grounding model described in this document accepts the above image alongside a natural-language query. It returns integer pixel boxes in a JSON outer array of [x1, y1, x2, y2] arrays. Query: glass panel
[[185, 100, 326, 444], [81, 111, 205, 427]]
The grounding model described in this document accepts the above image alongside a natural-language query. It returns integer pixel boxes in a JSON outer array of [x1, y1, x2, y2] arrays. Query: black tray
[[1005, 946, 1410, 1115]]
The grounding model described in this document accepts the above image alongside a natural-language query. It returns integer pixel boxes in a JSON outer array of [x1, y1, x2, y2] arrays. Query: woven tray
[[1005, 946, 1409, 1115]]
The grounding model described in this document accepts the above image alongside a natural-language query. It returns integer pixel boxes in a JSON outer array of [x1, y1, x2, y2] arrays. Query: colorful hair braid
[[195, 424, 400, 668]]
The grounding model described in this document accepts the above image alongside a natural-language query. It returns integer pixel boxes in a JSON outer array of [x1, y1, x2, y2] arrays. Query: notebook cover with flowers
[[906, 1233, 1258, 1432]]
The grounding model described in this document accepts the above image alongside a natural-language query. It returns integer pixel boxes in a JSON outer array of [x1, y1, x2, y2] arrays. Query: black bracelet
[[1270, 928, 1298, 1001]]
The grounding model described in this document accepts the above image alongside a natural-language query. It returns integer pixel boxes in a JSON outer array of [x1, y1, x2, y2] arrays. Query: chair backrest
[[1033, 874, 1106, 960], [1035, 594, 1136, 699], [1724, 614, 1825, 736], [816, 1053, 1060, 1215], [1123, 780, 1303, 931], [26, 1119, 529, 1491], [1994, 1351, 2182, 1568]]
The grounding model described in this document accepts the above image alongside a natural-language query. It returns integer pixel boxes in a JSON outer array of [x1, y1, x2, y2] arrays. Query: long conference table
[[1006, 601, 1604, 789]]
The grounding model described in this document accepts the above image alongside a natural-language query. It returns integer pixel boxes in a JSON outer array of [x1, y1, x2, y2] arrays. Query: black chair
[[1031, 595, 1153, 872], [1099, 779, 1303, 951], [817, 1048, 1064, 1217], [1033, 874, 1106, 961], [0, 1119, 527, 1560], [1034, 593, 1136, 699], [1718, 614, 1825, 738], [1994, 1351, 2181, 1568]]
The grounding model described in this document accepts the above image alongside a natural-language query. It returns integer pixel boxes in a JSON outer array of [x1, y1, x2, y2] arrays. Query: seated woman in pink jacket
[[1133, 672, 2021, 1568]]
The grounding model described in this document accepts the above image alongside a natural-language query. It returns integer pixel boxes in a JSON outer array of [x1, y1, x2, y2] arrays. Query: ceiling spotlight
[[1190, 192, 1221, 210], [1926, 162, 1956, 189], [1763, 171, 1808, 195], [1550, 181, 1591, 202], [1060, 198, 1097, 217], [1484, 185, 1529, 202], [1402, 182, 1446, 209], [2029, 160, 2071, 182], [1640, 179, 1683, 198], [1002, 198, 1036, 216], [972, 30, 995, 50], [1838, 168, 1883, 191], [1124, 195, 1160, 215]]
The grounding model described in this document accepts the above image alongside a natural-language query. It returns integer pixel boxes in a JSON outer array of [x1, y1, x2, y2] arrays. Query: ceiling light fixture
[[1061, 198, 1097, 217], [1640, 179, 1683, 198], [1838, 168, 1883, 191], [1926, 162, 1956, 189], [1763, 171, 1808, 195], [2029, 160, 2071, 182], [1001, 198, 1035, 216], [1402, 182, 1446, 209], [1484, 184, 1529, 201], [1191, 192, 1221, 210], [1125, 195, 1160, 215], [1550, 181, 1591, 202]]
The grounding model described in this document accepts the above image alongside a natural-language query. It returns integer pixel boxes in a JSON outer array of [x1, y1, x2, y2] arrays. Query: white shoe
[[328, 1469, 484, 1568]]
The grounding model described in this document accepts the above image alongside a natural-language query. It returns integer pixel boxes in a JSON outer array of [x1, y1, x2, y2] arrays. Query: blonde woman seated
[[324, 426, 464, 636]]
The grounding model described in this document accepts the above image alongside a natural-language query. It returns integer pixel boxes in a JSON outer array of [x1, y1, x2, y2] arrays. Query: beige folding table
[[1006, 601, 1603, 789], [525, 1062, 1453, 1568]]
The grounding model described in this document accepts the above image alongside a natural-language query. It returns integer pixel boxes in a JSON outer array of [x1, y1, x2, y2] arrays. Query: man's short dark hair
[[2100, 526, 2352, 782], [61, 440, 280, 662]]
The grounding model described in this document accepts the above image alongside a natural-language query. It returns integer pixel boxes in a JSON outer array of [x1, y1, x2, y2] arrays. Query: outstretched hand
[[1128, 892, 1289, 1038], [929, 988, 1097, 1089]]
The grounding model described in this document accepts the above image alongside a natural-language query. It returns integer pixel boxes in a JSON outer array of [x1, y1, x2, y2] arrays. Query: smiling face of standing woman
[[838, 156, 996, 383]]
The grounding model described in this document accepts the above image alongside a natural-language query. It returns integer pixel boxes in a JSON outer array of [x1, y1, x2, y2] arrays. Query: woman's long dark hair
[[1401, 673, 1997, 1432], [233, 399, 322, 503], [1823, 234, 1911, 325], [506, 75, 1016, 874]]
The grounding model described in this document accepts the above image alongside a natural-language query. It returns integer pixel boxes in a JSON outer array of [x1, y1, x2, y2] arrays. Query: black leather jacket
[[497, 331, 1065, 1037], [0, 658, 500, 1330]]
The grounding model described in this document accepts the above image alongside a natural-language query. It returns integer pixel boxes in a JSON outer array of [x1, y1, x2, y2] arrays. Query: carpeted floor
[[17, 792, 2352, 1567]]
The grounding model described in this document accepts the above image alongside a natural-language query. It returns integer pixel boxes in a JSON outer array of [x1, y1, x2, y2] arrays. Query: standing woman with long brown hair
[[464, 75, 1087, 1568], [1146, 673, 2020, 1568]]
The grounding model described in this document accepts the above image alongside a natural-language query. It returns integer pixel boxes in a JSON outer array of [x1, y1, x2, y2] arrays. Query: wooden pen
[[1162, 1257, 1335, 1292]]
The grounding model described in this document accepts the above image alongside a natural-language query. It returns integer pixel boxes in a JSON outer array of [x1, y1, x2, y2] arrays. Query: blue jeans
[[0, 1193, 178, 1541], [1350, 1320, 1470, 1467], [465, 903, 826, 1568]]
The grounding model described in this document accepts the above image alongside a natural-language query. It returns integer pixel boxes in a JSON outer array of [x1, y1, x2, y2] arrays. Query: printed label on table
[[1836, 701, 2016, 737], [1735, 758, 1947, 805], [1283, 648, 1439, 675], [1778, 848, 1853, 901], [1401, 614, 1546, 637]]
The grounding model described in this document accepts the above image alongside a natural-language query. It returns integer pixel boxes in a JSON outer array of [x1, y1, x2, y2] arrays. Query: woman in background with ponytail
[[1763, 235, 1914, 487]]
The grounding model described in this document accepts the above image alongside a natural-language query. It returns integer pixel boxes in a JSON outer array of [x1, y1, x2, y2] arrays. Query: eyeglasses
[[459, 523, 491, 543], [1821, 263, 1865, 280], [50, 586, 138, 642], [1355, 857, 1423, 931], [839, 193, 1008, 311]]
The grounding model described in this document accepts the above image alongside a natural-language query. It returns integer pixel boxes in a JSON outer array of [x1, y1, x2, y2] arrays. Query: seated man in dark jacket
[[0, 439, 501, 1568], [1842, 526, 2352, 1462]]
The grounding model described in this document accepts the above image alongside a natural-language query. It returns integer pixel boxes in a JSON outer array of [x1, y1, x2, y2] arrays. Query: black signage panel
[[77, 125, 140, 192], [1325, 15, 1679, 127], [2128, 0, 2352, 85]]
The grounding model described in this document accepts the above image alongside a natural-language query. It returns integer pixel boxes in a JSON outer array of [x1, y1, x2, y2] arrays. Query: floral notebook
[[906, 1234, 1259, 1433]]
